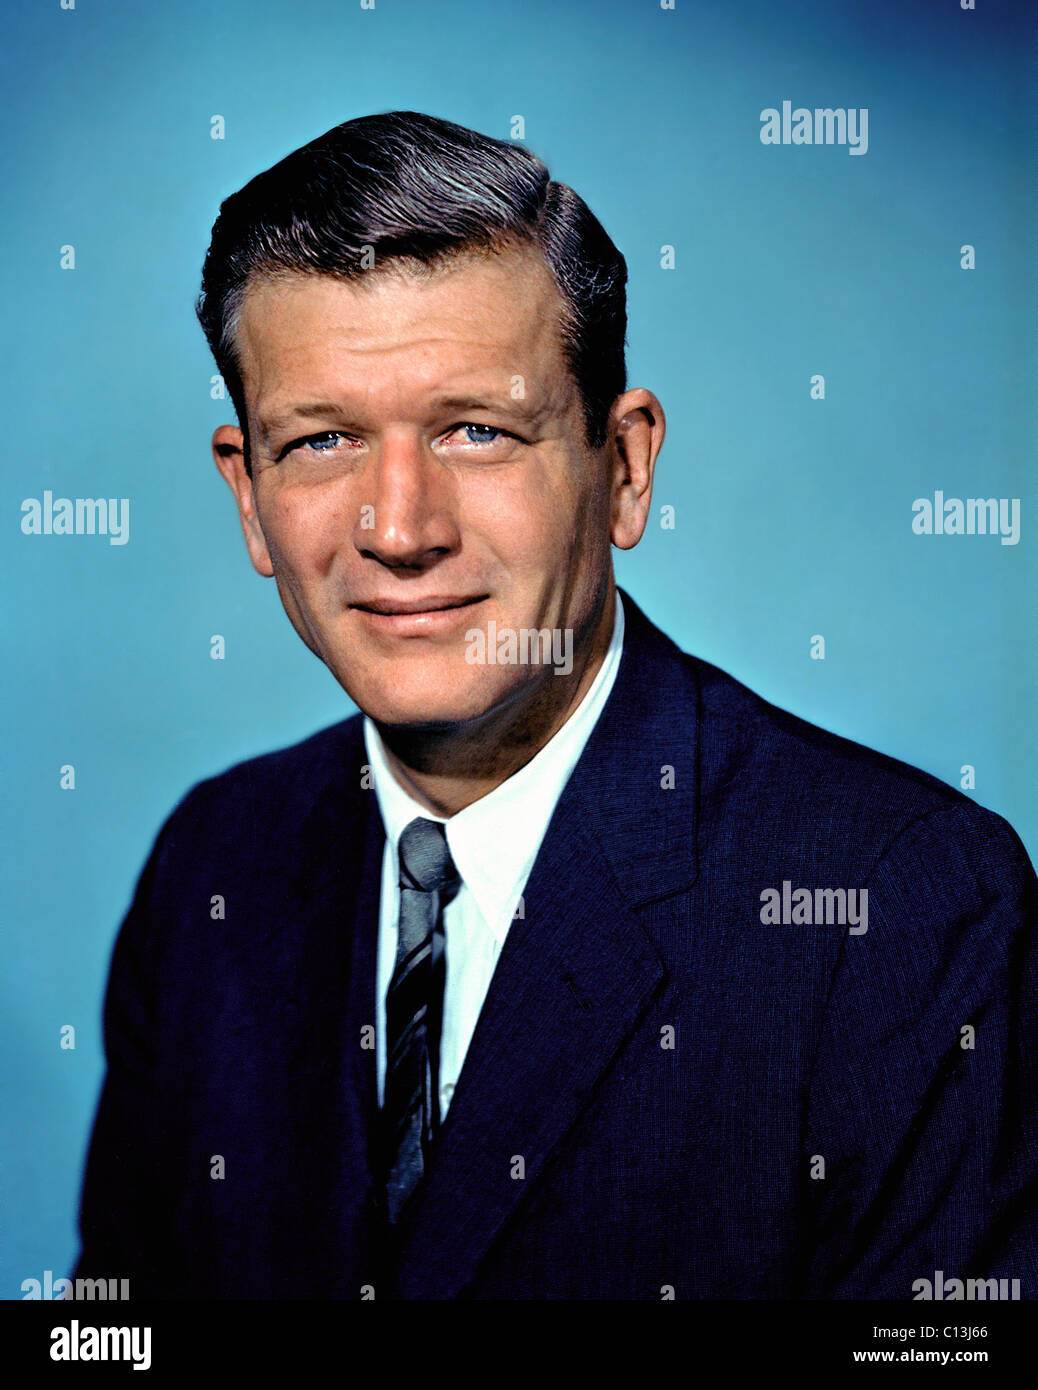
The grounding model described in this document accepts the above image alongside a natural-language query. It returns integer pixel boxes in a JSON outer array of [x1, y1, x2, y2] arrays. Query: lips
[[351, 595, 486, 615]]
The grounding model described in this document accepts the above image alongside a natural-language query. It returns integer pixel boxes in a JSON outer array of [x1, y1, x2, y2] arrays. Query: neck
[[376, 584, 617, 818]]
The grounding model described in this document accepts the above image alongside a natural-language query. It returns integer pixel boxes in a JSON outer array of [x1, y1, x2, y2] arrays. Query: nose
[[354, 429, 461, 570]]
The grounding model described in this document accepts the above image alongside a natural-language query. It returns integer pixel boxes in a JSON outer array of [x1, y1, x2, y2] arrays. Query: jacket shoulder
[[155, 713, 365, 857], [688, 651, 1020, 867]]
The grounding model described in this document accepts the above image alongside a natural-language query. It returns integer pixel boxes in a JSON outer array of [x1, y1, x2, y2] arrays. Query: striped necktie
[[383, 816, 458, 1224]]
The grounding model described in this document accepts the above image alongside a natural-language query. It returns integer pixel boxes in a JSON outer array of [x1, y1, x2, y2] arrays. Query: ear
[[607, 389, 666, 550], [212, 424, 274, 578]]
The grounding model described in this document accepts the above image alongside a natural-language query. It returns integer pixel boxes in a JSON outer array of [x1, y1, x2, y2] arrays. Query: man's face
[[217, 245, 649, 730]]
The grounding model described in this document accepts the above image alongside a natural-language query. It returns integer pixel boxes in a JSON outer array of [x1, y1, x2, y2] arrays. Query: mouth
[[352, 595, 487, 616], [350, 593, 489, 635]]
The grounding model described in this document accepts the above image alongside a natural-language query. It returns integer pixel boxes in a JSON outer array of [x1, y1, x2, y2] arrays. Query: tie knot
[[398, 817, 458, 892]]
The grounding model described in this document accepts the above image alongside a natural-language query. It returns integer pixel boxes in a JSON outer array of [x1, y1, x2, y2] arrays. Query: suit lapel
[[391, 591, 701, 1297], [252, 716, 386, 1292]]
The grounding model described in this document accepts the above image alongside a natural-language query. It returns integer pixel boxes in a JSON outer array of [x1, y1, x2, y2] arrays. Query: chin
[[340, 666, 533, 732]]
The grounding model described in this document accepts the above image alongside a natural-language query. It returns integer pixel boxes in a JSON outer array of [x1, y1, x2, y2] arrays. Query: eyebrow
[[256, 393, 545, 448], [256, 403, 349, 449]]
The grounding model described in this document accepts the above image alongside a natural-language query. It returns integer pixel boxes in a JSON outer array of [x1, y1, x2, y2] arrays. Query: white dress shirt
[[364, 590, 626, 1120]]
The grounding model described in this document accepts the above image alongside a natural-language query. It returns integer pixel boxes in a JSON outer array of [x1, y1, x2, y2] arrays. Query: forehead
[[233, 246, 571, 405]]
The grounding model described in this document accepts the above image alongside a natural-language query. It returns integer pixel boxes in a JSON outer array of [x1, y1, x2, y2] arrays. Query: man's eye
[[298, 431, 349, 453], [449, 423, 509, 445]]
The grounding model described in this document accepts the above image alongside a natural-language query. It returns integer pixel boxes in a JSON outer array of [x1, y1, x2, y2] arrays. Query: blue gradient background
[[3, 0, 1034, 1294]]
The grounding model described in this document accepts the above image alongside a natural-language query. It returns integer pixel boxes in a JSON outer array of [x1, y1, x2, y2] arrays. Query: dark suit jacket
[[76, 592, 1038, 1299]]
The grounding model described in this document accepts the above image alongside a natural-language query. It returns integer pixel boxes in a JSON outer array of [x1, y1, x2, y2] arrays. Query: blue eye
[[303, 432, 346, 452], [461, 424, 502, 443]]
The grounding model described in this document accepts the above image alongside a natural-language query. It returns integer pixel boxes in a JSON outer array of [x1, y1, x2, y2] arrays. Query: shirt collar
[[363, 590, 626, 942]]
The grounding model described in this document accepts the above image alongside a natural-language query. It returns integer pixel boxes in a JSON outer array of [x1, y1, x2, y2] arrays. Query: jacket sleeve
[[73, 803, 194, 1299], [803, 802, 1038, 1299]]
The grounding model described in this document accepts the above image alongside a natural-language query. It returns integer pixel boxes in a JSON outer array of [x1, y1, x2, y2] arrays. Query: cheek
[[474, 458, 593, 567], [262, 491, 344, 585]]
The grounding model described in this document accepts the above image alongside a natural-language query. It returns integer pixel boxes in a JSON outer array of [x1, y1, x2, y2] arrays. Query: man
[[76, 111, 1037, 1300]]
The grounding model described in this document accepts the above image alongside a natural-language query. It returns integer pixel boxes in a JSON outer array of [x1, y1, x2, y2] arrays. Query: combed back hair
[[195, 110, 628, 474]]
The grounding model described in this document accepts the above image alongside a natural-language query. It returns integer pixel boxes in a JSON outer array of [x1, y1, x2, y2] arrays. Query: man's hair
[[195, 110, 628, 474]]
